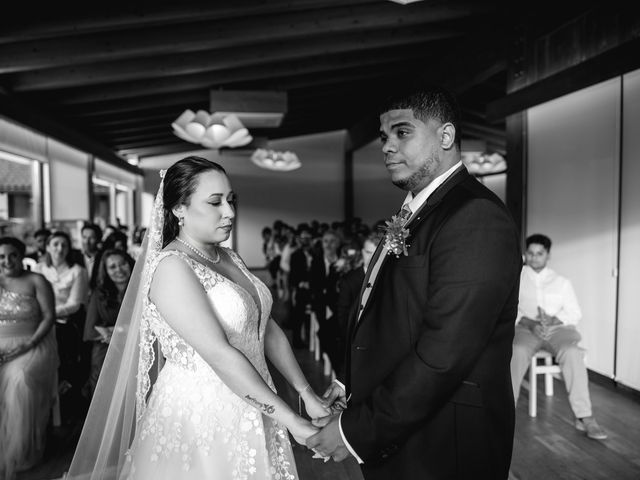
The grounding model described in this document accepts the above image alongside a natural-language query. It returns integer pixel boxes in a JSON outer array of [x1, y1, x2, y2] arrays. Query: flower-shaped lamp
[[250, 148, 301, 172], [462, 151, 506, 176], [171, 109, 253, 149]]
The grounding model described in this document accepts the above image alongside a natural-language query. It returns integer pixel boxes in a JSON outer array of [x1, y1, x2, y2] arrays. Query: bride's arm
[[150, 255, 316, 443], [264, 318, 331, 419]]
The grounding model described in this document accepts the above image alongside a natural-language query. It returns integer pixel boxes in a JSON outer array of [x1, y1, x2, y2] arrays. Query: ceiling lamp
[[462, 152, 507, 176], [171, 109, 253, 149], [250, 148, 301, 172]]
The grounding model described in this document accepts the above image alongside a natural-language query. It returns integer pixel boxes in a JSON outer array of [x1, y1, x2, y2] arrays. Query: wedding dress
[[119, 248, 297, 480]]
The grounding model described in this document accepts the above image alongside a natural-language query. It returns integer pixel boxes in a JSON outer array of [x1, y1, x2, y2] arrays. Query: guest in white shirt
[[33, 231, 89, 401], [511, 233, 607, 440]]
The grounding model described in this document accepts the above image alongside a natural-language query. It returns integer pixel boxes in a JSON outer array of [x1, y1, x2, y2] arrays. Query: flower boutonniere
[[383, 214, 410, 258]]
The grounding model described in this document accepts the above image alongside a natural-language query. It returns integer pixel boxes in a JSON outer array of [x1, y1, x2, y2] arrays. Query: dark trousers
[[291, 288, 311, 346]]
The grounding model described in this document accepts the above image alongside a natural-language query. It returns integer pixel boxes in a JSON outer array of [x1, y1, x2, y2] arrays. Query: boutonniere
[[382, 214, 410, 258]]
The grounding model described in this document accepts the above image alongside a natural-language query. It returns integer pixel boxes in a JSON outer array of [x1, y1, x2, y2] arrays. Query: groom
[[307, 86, 521, 479]]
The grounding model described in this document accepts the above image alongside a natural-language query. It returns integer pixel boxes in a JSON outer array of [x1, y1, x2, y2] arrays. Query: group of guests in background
[[261, 217, 384, 376], [0, 222, 139, 480]]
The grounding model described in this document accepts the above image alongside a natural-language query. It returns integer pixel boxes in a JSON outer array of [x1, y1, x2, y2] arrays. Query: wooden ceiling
[[0, 0, 597, 161]]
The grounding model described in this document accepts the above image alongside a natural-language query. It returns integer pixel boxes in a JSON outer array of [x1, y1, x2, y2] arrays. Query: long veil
[[65, 172, 167, 480]]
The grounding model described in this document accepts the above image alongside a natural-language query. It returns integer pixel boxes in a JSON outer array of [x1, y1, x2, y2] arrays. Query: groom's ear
[[440, 123, 456, 150]]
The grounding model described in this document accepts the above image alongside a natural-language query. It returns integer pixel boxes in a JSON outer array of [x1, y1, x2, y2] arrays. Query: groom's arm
[[340, 199, 520, 462]]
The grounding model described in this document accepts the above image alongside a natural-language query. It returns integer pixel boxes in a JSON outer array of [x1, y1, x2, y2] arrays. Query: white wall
[[526, 79, 621, 377], [48, 139, 90, 221], [353, 139, 405, 226], [140, 131, 346, 268], [617, 69, 640, 390]]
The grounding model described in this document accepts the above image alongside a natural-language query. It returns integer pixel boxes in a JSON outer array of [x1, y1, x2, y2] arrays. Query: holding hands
[[302, 381, 352, 463]]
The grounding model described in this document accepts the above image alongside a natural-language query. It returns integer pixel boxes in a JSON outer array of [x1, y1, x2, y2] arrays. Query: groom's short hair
[[380, 85, 462, 150]]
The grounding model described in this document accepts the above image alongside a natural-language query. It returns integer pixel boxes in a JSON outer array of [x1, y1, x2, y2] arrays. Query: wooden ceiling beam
[[0, 0, 375, 43], [97, 123, 173, 137], [113, 137, 187, 150], [87, 112, 177, 129], [41, 52, 432, 120], [0, 2, 492, 74], [120, 142, 209, 159], [64, 91, 209, 117], [12, 27, 457, 92], [100, 130, 175, 144], [67, 106, 192, 126]]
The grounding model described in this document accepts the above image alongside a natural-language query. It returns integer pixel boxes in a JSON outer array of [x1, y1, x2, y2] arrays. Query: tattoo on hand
[[244, 395, 275, 415]]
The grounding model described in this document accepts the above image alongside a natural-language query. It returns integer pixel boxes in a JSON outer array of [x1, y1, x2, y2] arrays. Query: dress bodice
[[0, 286, 40, 327], [140, 248, 274, 387]]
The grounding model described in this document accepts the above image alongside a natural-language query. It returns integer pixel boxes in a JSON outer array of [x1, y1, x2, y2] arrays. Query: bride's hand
[[288, 416, 319, 446], [301, 388, 332, 419]]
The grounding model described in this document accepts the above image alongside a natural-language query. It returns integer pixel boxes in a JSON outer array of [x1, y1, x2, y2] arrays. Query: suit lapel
[[353, 166, 470, 333]]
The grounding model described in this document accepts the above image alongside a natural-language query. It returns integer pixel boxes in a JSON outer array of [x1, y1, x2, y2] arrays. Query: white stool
[[528, 350, 562, 417], [309, 312, 321, 362]]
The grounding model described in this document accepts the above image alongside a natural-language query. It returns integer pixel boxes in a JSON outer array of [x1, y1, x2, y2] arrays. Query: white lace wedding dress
[[120, 248, 298, 480]]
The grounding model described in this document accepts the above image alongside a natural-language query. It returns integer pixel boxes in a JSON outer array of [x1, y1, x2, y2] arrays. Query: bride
[[65, 156, 329, 479]]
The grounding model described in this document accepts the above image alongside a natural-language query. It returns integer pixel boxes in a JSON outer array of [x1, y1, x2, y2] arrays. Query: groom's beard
[[392, 149, 441, 192]]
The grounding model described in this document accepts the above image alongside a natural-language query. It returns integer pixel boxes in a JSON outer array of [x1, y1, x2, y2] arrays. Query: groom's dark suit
[[340, 167, 521, 479]]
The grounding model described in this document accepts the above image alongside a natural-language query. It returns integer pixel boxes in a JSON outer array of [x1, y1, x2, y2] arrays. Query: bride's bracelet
[[296, 383, 312, 416], [295, 383, 312, 394]]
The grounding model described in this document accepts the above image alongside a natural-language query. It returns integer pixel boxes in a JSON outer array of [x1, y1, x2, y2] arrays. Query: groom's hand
[[306, 414, 351, 462], [321, 382, 347, 412]]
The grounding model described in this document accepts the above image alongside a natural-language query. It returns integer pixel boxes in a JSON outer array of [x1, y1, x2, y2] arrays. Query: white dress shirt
[[517, 265, 582, 326], [340, 161, 463, 464], [34, 263, 89, 319]]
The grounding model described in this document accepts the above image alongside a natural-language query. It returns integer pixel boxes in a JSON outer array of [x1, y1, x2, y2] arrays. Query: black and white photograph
[[1, 1, 639, 479]]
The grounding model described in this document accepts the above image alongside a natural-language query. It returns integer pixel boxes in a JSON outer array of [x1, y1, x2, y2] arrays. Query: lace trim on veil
[[134, 180, 166, 426]]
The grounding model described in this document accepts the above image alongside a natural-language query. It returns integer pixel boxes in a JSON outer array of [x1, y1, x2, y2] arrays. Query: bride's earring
[[178, 216, 184, 227]]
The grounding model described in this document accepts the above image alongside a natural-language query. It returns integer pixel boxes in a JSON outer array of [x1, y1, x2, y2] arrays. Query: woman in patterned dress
[[0, 237, 57, 480]]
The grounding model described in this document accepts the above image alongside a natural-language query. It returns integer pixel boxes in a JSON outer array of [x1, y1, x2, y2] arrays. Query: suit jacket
[[341, 167, 521, 480], [289, 248, 313, 305], [309, 254, 340, 322], [336, 266, 365, 335]]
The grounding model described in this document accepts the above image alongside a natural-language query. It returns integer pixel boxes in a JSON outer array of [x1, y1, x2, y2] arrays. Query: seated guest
[[25, 228, 51, 264], [0, 237, 58, 479], [33, 231, 89, 406], [83, 249, 134, 396], [511, 233, 607, 440], [102, 230, 128, 252], [89, 230, 129, 290], [80, 223, 102, 280]]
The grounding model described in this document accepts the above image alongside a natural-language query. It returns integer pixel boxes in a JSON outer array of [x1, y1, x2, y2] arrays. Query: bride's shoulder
[[152, 249, 192, 274]]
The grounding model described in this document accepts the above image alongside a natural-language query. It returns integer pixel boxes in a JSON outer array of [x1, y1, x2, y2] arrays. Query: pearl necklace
[[176, 237, 220, 264]]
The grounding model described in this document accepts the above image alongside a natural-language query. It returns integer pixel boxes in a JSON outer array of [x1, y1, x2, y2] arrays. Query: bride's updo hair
[[162, 156, 227, 247]]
